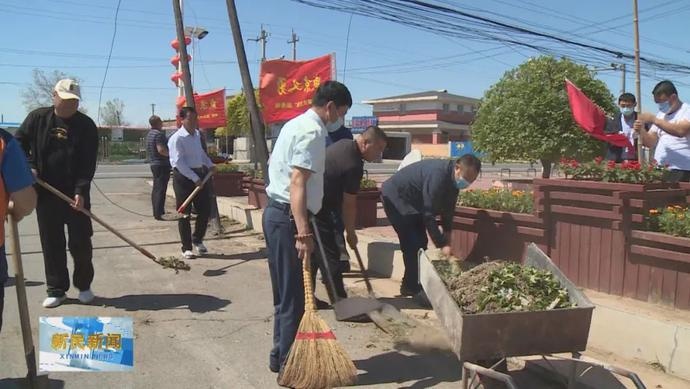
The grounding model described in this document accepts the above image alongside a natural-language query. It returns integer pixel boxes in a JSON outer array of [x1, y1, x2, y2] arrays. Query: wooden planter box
[[213, 172, 246, 197], [628, 230, 690, 309], [451, 206, 547, 263], [248, 178, 268, 209], [533, 178, 690, 308], [356, 189, 380, 228]]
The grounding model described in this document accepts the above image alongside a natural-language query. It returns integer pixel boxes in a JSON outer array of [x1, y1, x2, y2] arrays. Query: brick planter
[[213, 172, 246, 197], [451, 206, 547, 263], [356, 189, 380, 228], [628, 230, 690, 309], [248, 178, 268, 209]]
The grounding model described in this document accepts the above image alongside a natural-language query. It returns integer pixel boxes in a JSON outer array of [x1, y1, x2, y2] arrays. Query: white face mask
[[326, 116, 344, 133]]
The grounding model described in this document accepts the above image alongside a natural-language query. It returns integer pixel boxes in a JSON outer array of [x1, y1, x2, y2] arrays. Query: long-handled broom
[[278, 250, 357, 388]]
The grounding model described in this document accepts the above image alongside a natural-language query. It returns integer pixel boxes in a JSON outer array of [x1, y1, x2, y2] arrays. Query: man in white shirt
[[262, 81, 352, 380], [168, 107, 216, 258], [634, 80, 690, 182]]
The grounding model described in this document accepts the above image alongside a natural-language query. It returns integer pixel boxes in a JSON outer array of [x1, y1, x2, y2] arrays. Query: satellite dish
[[398, 149, 422, 171]]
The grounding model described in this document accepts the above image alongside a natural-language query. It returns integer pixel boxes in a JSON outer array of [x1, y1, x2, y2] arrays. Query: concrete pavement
[[0, 176, 464, 388]]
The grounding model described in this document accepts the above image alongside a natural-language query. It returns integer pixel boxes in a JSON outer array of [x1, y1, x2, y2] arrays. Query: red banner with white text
[[176, 88, 226, 128], [259, 54, 335, 124]]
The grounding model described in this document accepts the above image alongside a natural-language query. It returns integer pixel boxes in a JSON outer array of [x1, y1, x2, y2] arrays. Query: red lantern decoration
[[170, 72, 183, 85], [170, 36, 192, 50], [170, 54, 191, 67]]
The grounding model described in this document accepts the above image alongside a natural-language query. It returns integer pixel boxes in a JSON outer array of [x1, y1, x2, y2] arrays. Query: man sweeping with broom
[[263, 80, 357, 388]]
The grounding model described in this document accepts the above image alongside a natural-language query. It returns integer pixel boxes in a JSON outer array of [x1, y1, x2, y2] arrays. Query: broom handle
[[36, 178, 158, 261], [177, 170, 213, 214], [302, 250, 316, 313]]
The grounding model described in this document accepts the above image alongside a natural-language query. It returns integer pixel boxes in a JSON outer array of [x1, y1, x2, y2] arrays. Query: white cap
[[54, 79, 81, 100]]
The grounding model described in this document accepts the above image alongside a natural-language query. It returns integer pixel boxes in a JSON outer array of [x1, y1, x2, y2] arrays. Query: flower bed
[[560, 157, 666, 184], [452, 189, 546, 263], [213, 163, 246, 197], [356, 178, 380, 228], [458, 188, 534, 214]]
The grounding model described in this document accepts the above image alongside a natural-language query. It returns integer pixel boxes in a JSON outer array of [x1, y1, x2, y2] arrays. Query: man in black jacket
[[15, 79, 99, 308], [382, 154, 481, 296], [605, 93, 639, 162]]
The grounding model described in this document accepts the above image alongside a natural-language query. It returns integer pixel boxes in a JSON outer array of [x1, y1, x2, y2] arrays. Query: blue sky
[[1, 0, 689, 126]]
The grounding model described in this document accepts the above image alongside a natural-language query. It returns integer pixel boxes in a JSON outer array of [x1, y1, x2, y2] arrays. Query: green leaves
[[473, 56, 615, 165]]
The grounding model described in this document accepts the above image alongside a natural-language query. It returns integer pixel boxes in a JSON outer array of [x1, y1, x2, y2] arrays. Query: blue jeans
[[262, 201, 305, 371]]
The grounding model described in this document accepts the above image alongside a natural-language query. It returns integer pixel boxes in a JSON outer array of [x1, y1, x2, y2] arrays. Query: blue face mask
[[620, 107, 634, 117], [456, 178, 470, 190], [658, 101, 672, 114]]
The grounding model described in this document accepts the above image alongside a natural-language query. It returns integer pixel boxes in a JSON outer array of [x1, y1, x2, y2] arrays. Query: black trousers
[[36, 188, 94, 298], [0, 284, 4, 333], [150, 164, 171, 218], [312, 209, 347, 302], [262, 200, 305, 371], [382, 196, 428, 291], [172, 169, 211, 252]]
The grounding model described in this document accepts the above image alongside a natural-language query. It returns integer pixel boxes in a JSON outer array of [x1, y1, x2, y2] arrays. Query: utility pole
[[633, 0, 644, 163], [151, 104, 156, 115], [225, 0, 270, 183], [288, 29, 299, 60], [249, 25, 269, 62], [611, 63, 626, 95], [172, 0, 195, 108]]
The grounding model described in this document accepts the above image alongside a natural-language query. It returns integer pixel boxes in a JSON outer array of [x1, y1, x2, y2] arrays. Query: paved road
[[0, 176, 464, 388]]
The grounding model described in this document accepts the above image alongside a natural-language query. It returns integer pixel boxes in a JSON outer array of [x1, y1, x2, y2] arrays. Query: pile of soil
[[433, 259, 574, 314]]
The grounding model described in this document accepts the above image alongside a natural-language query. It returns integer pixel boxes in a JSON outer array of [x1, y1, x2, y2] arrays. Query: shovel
[[35, 179, 190, 272], [160, 170, 213, 221], [8, 212, 50, 389], [311, 217, 400, 322]]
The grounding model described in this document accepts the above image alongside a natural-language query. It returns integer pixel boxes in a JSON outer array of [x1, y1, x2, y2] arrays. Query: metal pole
[[173, 0, 194, 108], [633, 0, 644, 163], [621, 63, 626, 94], [288, 29, 299, 60], [151, 103, 155, 115], [225, 0, 270, 183]]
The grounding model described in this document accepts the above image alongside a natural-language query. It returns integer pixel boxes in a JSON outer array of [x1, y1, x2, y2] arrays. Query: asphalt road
[[0, 175, 466, 389]]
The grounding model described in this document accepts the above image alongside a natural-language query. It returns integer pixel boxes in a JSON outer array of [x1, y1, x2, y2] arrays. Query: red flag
[[259, 54, 334, 124], [565, 79, 633, 149], [176, 89, 226, 129]]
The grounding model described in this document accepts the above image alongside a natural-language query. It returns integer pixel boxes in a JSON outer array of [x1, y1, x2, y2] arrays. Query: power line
[[96, 0, 123, 125]]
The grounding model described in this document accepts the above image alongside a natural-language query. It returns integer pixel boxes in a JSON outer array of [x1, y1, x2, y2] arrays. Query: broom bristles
[[279, 252, 357, 388]]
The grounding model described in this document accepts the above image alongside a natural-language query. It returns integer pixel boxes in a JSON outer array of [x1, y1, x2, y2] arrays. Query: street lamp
[[184, 26, 209, 88]]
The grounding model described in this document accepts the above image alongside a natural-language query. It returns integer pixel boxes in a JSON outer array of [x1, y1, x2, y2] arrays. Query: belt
[[268, 199, 291, 215]]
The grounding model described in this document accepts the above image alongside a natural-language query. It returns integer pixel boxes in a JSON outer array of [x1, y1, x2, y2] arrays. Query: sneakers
[[193, 242, 208, 256], [78, 289, 95, 304], [42, 296, 67, 308], [183, 250, 195, 259]]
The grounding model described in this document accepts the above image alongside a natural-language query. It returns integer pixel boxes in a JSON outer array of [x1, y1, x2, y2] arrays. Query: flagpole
[[633, 0, 644, 164]]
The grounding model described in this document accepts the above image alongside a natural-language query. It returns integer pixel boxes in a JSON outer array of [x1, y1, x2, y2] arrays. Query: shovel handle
[[7, 213, 38, 378], [177, 170, 213, 214], [352, 246, 376, 296], [36, 178, 158, 261]]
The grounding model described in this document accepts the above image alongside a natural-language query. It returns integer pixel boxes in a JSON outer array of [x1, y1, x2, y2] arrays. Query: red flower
[[607, 160, 616, 169], [594, 156, 604, 164], [570, 160, 579, 168]]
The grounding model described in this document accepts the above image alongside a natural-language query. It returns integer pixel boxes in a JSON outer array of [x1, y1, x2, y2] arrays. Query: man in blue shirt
[[0, 128, 37, 333], [146, 115, 171, 220], [263, 81, 352, 380]]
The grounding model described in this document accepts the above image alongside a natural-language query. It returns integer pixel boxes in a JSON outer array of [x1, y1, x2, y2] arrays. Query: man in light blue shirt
[[263, 81, 352, 380], [168, 107, 216, 259]]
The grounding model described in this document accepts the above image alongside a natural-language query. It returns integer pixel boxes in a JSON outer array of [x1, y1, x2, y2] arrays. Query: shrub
[[646, 205, 690, 238], [215, 163, 240, 173], [360, 178, 378, 190]]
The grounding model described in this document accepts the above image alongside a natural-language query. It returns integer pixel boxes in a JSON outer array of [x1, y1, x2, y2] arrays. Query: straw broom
[[278, 250, 358, 388]]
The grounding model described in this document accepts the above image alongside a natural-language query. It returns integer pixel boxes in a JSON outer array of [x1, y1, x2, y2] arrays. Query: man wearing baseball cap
[[15, 79, 100, 308]]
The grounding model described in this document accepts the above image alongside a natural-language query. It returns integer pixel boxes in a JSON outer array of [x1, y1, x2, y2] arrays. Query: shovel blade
[[333, 297, 384, 322]]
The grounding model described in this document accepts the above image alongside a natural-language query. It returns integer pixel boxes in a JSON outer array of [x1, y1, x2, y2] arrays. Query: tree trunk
[[540, 158, 552, 178]]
